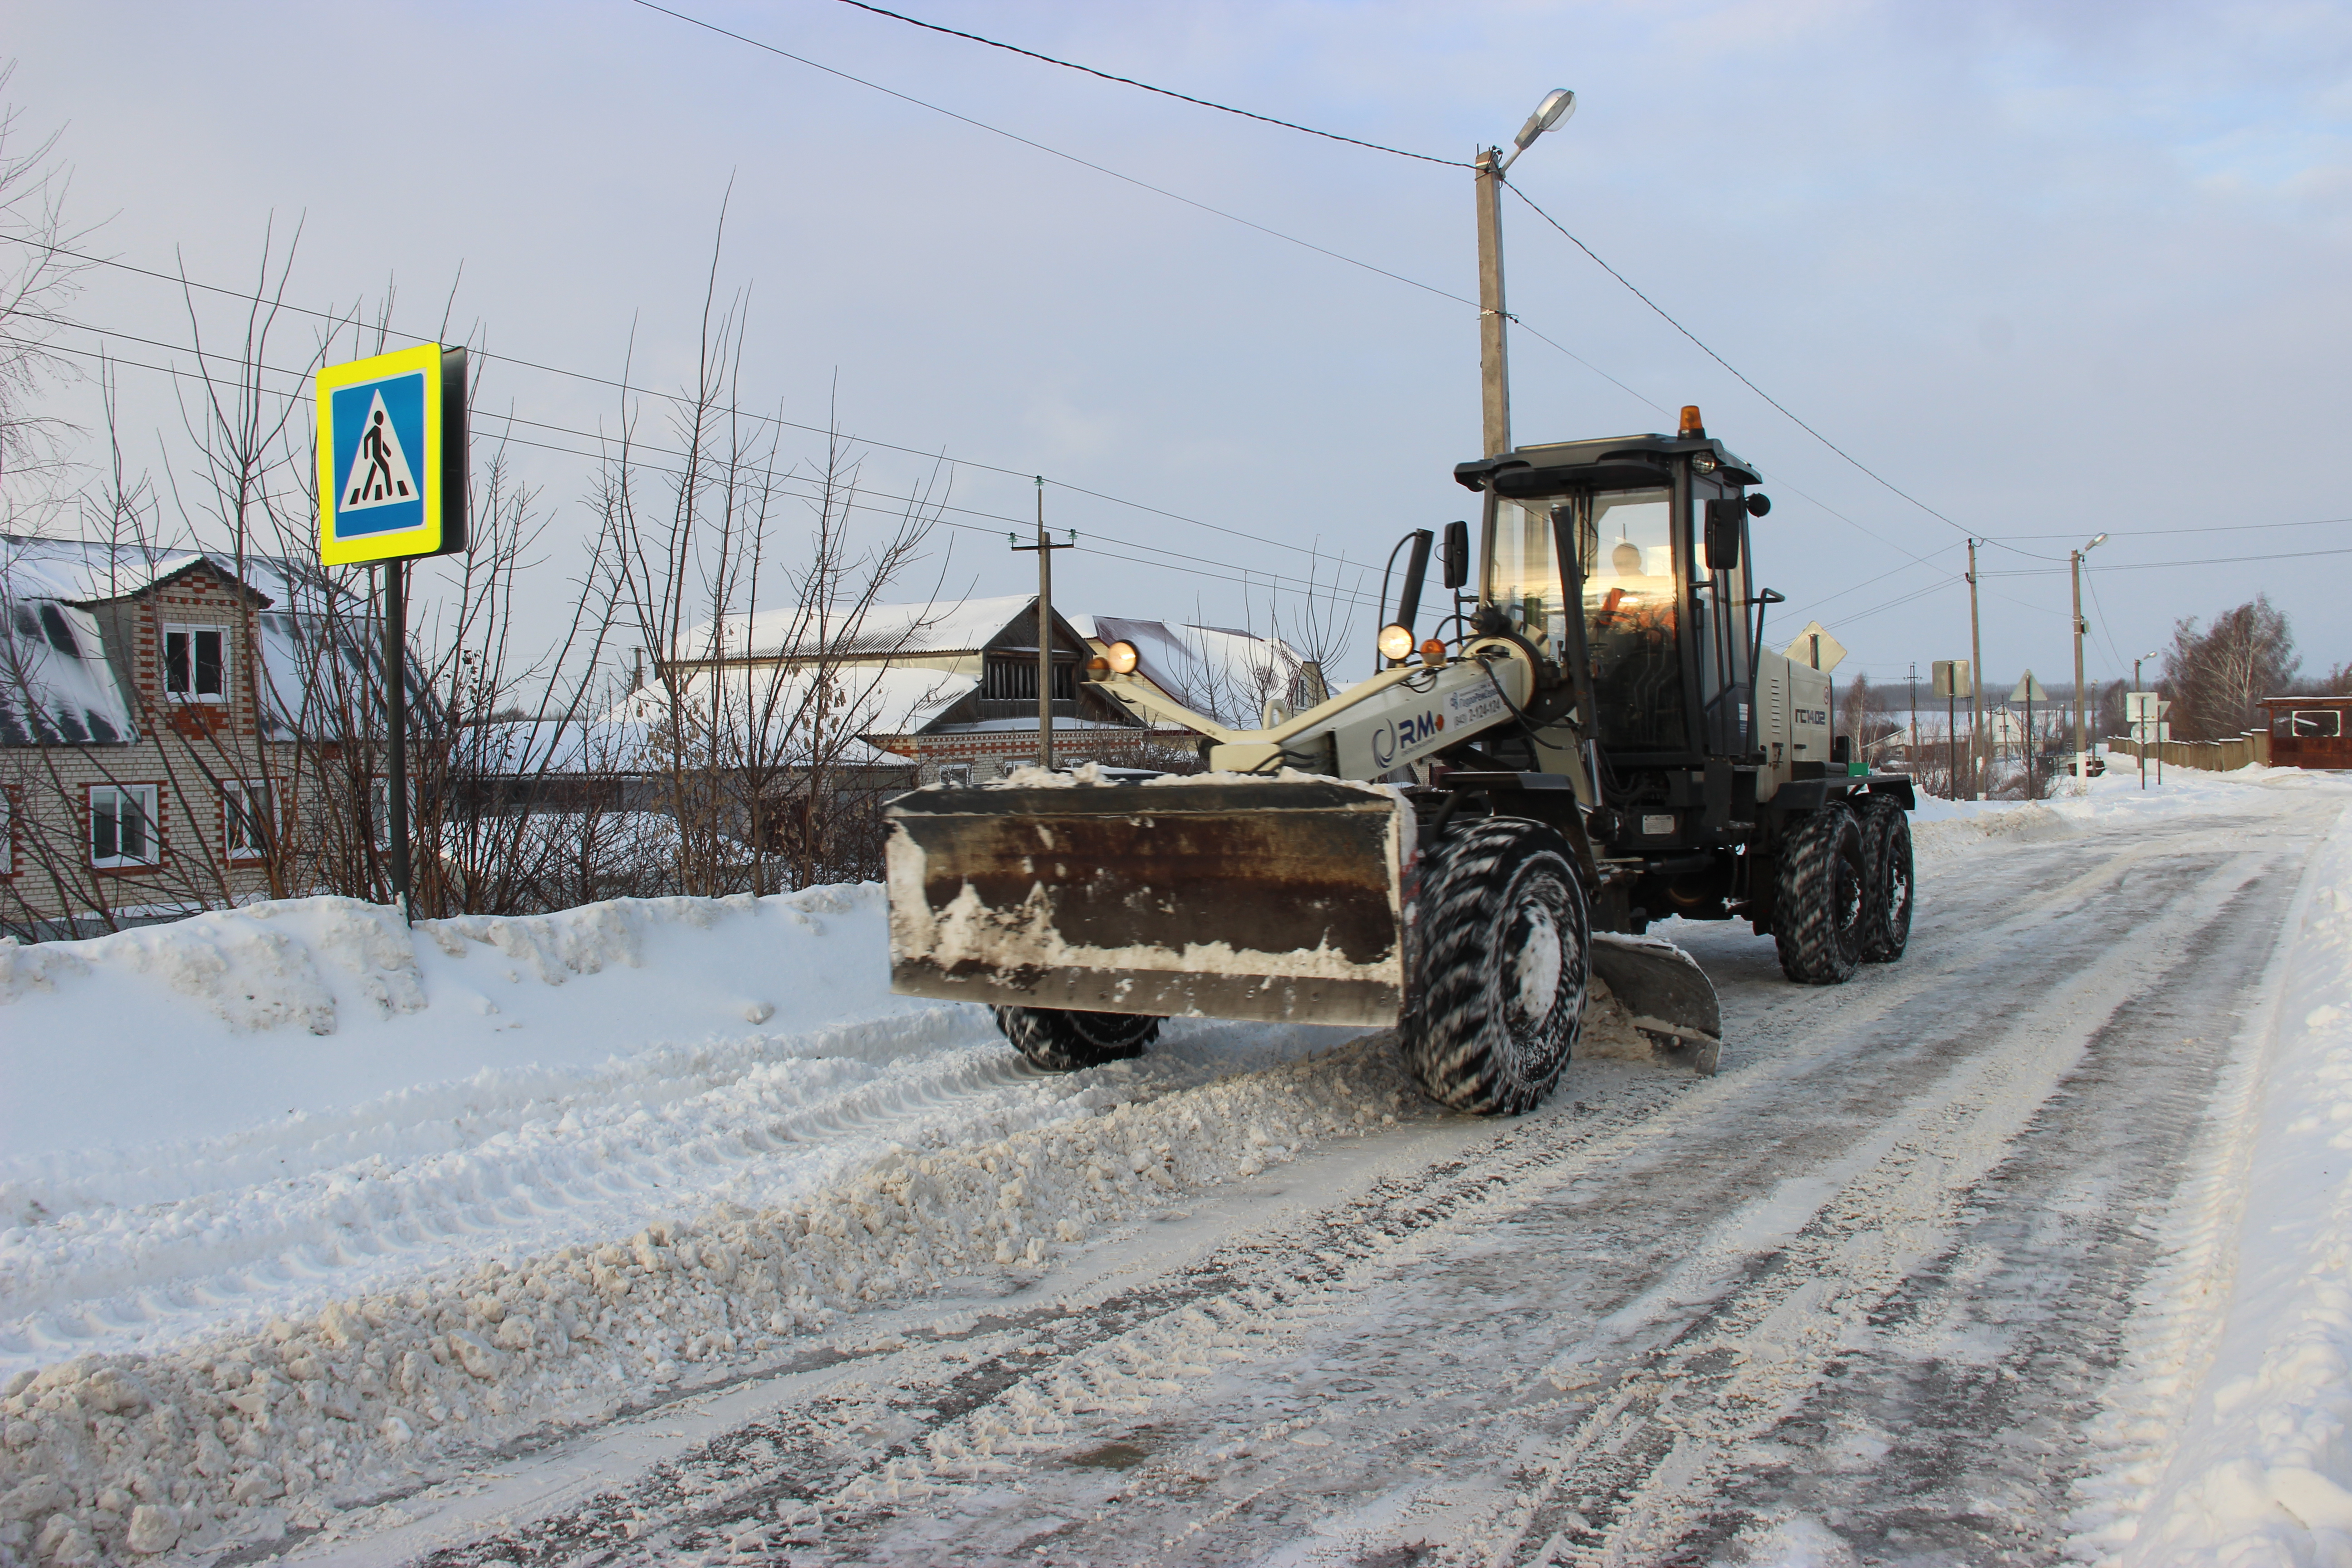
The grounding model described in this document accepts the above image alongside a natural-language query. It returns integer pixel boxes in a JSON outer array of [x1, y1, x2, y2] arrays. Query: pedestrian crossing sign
[[316, 343, 467, 565]]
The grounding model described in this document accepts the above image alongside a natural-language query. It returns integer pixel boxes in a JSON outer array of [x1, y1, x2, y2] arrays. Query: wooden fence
[[2106, 732, 2271, 772]]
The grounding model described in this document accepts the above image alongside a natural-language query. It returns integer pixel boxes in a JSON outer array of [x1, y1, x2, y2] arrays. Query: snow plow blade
[[1590, 931, 1724, 1076], [886, 778, 1411, 1027]]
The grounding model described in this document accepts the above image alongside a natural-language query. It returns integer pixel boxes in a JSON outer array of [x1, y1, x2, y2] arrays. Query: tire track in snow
[[408, 804, 2314, 1568]]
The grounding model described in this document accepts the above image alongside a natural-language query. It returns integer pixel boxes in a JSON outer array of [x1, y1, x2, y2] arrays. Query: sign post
[[1933, 660, 1972, 797], [316, 343, 468, 920], [2010, 670, 2048, 796]]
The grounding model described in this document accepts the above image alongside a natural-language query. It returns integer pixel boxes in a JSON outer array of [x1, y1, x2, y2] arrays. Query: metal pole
[[384, 558, 412, 921], [2135, 655, 2146, 791], [1035, 479, 1053, 772], [1474, 147, 1511, 459], [1909, 662, 1918, 761], [1967, 539, 1985, 800], [2072, 549, 2089, 781]]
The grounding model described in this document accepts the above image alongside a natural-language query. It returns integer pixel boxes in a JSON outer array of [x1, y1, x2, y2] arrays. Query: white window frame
[[223, 779, 276, 862], [936, 763, 973, 787], [0, 789, 13, 877], [162, 622, 228, 703], [90, 783, 162, 868]]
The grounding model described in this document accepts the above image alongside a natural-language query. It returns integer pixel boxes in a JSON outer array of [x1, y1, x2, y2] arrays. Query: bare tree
[[0, 61, 96, 502], [2163, 595, 2298, 742]]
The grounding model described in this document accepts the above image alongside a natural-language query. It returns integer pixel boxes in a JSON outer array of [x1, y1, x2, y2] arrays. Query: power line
[[0, 237, 1387, 575], [624, 0, 1476, 310], [825, 0, 1469, 168], [1502, 181, 2014, 558], [1983, 544, 2352, 574], [5, 322, 1391, 613], [1986, 514, 2352, 540]]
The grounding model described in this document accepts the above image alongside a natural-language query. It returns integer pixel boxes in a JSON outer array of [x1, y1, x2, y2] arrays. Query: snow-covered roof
[[1089, 616, 1318, 727], [0, 534, 390, 746], [674, 594, 1044, 662], [603, 662, 976, 764]]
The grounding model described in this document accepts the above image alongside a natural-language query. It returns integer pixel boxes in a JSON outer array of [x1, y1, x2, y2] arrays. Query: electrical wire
[[825, 0, 1469, 168], [3, 323, 1394, 613], [1503, 181, 2022, 559], [0, 235, 1383, 576], [624, 0, 1477, 309]]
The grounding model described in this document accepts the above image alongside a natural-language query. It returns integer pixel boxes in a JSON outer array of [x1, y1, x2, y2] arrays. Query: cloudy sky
[[8, 1, 2349, 696]]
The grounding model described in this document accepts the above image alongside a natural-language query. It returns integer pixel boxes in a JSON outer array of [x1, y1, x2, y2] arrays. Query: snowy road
[[216, 779, 2342, 1568]]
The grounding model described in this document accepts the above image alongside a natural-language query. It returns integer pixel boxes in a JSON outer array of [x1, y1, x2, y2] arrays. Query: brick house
[[0, 537, 389, 936]]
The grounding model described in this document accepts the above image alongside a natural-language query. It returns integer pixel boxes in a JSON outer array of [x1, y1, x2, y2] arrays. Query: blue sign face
[[328, 372, 427, 538]]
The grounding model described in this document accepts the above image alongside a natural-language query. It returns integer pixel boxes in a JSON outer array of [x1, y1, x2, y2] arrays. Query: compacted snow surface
[[1, 764, 2349, 1567]]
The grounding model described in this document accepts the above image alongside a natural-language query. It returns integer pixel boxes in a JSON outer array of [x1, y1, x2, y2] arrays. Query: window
[[90, 784, 161, 867], [163, 624, 226, 701], [936, 763, 973, 787], [224, 780, 276, 861], [2291, 710, 2342, 739], [0, 790, 12, 877], [982, 656, 1074, 701]]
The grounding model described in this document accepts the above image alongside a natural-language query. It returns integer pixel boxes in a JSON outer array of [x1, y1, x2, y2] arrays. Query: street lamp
[[2071, 532, 2107, 780], [1475, 89, 1575, 457]]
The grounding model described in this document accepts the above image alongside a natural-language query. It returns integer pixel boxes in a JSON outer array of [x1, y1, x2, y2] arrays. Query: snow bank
[[0, 888, 902, 1157], [2080, 790, 2352, 1563]]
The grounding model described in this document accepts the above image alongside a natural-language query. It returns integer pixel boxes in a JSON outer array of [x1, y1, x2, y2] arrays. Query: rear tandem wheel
[[1773, 803, 1868, 984]]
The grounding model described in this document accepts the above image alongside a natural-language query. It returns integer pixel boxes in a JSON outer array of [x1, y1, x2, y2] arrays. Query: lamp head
[[2087, 532, 2109, 550], [1514, 88, 1576, 150]]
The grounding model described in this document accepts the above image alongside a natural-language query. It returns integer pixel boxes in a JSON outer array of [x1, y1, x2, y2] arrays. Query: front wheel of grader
[[990, 1006, 1162, 1072], [1399, 816, 1591, 1116]]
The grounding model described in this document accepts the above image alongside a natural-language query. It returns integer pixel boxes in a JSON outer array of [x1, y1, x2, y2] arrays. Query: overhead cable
[[827, 0, 1470, 168]]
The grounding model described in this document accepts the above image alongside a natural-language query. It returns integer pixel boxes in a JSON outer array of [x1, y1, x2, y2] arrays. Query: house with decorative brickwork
[[0, 537, 392, 937]]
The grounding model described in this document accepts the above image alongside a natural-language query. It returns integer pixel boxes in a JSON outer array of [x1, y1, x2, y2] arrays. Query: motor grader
[[884, 407, 1917, 1112]]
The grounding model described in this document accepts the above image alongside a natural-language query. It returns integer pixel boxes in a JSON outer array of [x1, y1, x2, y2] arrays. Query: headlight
[[1376, 623, 1414, 662], [1105, 640, 1140, 675]]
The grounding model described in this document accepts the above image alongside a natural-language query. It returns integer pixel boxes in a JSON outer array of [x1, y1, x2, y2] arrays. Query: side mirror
[[1704, 498, 1744, 572], [1441, 519, 1470, 589]]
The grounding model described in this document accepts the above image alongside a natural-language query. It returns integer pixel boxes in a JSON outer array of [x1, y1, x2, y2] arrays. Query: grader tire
[[1857, 798, 1913, 963], [990, 1007, 1161, 1072], [1774, 805, 1867, 985], [1400, 817, 1589, 1116]]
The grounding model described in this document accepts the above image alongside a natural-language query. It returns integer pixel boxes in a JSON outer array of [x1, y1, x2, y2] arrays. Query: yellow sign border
[[316, 343, 446, 566]]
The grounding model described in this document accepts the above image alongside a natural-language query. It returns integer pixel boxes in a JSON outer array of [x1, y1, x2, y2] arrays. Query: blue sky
[[8, 1, 2349, 693]]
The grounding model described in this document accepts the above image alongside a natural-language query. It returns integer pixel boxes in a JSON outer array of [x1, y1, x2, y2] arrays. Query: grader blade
[[1589, 931, 1724, 1075], [887, 779, 1411, 1026]]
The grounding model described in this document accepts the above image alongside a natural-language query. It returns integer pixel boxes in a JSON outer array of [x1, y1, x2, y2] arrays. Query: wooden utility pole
[[1474, 146, 1511, 458], [2071, 548, 2088, 780], [1011, 478, 1073, 770], [1966, 538, 1985, 799]]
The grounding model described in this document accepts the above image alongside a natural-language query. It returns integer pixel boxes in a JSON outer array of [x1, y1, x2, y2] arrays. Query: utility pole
[[1474, 146, 1511, 458], [1966, 538, 1985, 800], [2070, 532, 2107, 781], [1908, 661, 1918, 760], [1011, 478, 1074, 771]]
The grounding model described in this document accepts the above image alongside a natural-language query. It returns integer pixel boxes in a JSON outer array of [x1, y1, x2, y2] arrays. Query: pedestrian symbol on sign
[[341, 389, 420, 511]]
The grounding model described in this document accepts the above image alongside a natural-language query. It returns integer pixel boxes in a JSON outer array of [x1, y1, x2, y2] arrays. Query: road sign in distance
[[1931, 659, 1973, 699], [1784, 620, 1847, 673], [2011, 670, 2048, 704], [2125, 690, 2163, 721], [317, 344, 468, 565]]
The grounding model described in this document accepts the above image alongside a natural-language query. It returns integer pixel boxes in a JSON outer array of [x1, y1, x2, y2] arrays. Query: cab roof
[[1453, 431, 1761, 497]]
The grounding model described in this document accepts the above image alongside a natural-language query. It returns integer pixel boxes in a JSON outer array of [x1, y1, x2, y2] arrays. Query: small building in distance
[[2261, 695, 2352, 770]]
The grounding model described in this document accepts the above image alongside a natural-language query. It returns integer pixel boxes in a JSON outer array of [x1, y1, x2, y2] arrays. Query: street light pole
[[1474, 89, 1573, 460], [1967, 538, 1985, 799], [2071, 532, 2107, 782]]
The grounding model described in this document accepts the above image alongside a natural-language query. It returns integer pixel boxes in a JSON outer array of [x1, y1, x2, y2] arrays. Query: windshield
[[1578, 490, 1689, 752], [1487, 488, 1690, 754]]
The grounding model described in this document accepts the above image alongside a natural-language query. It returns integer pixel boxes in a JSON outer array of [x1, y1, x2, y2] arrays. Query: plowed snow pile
[[0, 888, 1369, 1562]]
